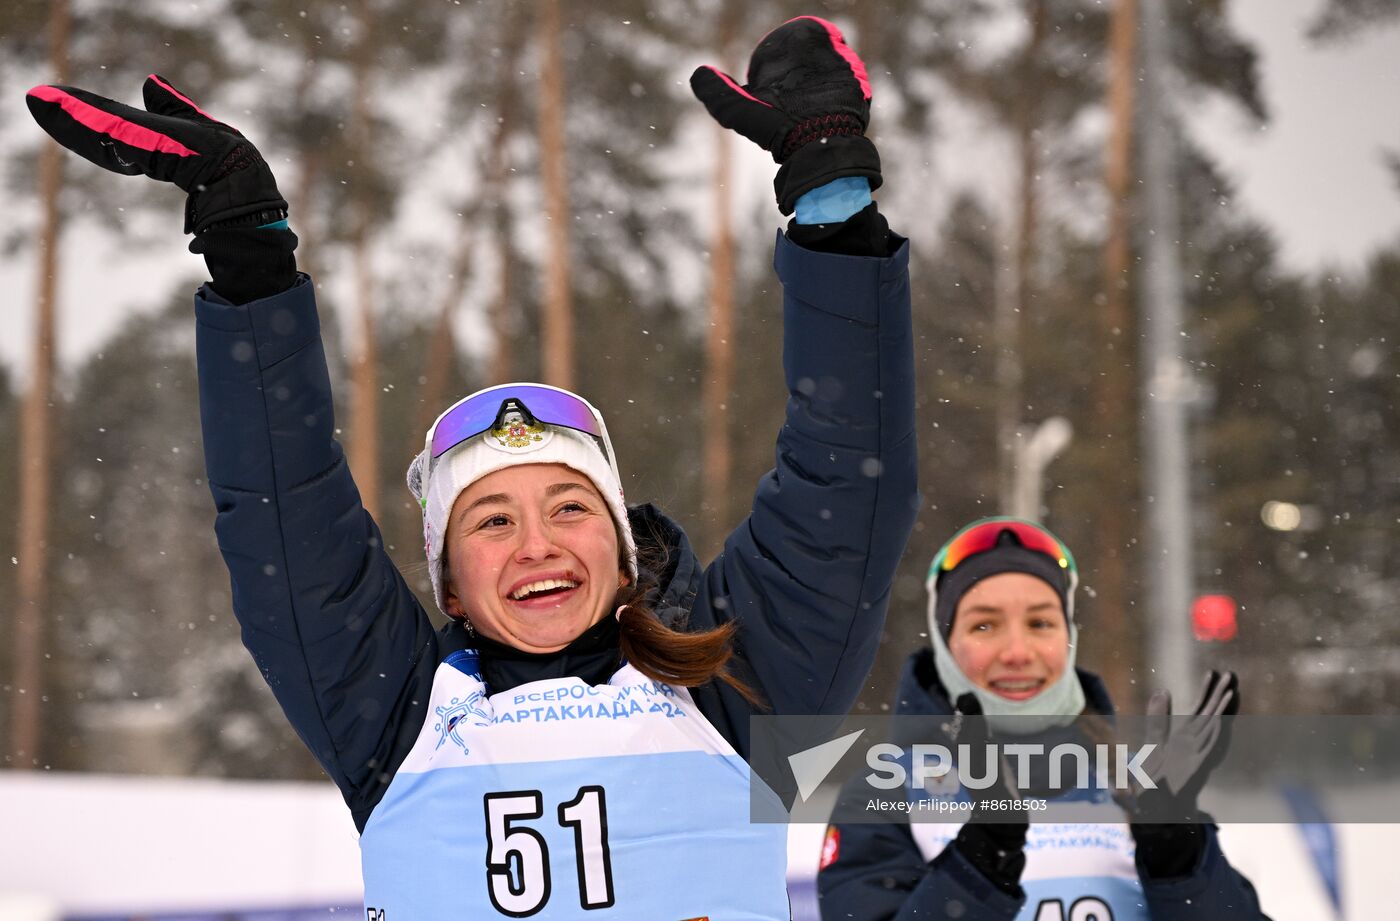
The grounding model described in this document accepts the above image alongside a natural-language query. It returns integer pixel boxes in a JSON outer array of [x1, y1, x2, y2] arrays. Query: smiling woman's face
[[441, 463, 625, 653], [946, 572, 1069, 700]]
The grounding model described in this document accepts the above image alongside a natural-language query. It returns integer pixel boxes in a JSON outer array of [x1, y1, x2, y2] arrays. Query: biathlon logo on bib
[[433, 690, 490, 754]]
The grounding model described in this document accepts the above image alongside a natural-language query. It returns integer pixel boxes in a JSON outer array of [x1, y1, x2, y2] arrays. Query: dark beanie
[[933, 533, 1070, 641]]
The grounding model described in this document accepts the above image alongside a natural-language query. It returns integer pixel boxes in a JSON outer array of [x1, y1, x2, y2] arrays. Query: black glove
[[26, 75, 287, 233], [690, 15, 882, 215], [1125, 670, 1239, 879], [939, 694, 1029, 898], [1127, 669, 1239, 819]]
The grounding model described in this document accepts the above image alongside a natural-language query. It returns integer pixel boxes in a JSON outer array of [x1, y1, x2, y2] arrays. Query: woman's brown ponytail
[[612, 544, 765, 709]]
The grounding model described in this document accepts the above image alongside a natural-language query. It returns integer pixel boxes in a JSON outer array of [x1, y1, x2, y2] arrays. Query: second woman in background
[[818, 517, 1271, 921]]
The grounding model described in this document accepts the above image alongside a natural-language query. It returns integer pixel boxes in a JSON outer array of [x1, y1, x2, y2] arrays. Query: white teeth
[[509, 578, 579, 601], [993, 680, 1042, 690]]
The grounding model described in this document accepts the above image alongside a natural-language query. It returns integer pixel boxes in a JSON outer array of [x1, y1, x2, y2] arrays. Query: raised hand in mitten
[[1125, 670, 1239, 879], [1130, 669, 1239, 819], [27, 75, 286, 233], [690, 16, 880, 214]]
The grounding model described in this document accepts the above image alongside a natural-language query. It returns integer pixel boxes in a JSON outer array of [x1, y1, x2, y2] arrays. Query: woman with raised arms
[[29, 15, 915, 917]]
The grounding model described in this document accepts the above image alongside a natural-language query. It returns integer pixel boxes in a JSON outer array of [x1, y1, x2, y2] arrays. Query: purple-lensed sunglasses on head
[[427, 383, 614, 470]]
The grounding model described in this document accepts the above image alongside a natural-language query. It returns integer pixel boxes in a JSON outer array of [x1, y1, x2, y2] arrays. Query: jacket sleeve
[[687, 228, 919, 755], [817, 820, 1023, 921], [195, 275, 441, 830], [1141, 825, 1273, 921]]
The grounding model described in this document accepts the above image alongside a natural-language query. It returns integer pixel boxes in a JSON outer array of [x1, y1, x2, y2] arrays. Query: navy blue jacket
[[817, 649, 1271, 921], [193, 228, 917, 832]]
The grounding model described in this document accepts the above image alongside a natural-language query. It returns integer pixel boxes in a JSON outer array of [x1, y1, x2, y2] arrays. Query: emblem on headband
[[491, 411, 547, 450]]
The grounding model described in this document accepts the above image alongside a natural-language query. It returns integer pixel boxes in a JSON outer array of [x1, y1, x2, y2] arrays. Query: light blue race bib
[[360, 653, 790, 919]]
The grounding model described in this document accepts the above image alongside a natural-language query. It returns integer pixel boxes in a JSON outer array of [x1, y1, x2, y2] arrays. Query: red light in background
[[1193, 594, 1238, 642]]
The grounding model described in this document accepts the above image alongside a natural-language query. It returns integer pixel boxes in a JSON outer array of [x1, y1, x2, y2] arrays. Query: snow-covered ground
[[0, 772, 1394, 919], [0, 773, 360, 919]]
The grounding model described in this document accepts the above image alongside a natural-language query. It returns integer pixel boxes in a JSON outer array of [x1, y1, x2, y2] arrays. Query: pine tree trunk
[[290, 41, 322, 279], [998, 0, 1047, 514], [11, 0, 70, 770], [293, 148, 322, 278], [537, 0, 574, 389], [488, 16, 526, 386], [489, 132, 515, 387], [702, 122, 736, 553], [416, 223, 476, 439], [347, 0, 380, 519], [1094, 0, 1140, 706]]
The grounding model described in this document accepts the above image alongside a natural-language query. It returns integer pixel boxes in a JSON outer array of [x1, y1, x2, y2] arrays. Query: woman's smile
[[506, 572, 583, 604]]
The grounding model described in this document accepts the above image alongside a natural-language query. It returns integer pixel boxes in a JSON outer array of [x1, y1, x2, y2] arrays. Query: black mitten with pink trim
[[690, 15, 882, 215], [26, 74, 286, 233]]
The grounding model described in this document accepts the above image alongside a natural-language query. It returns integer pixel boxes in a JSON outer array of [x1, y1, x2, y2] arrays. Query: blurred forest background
[[1, 0, 1399, 782]]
